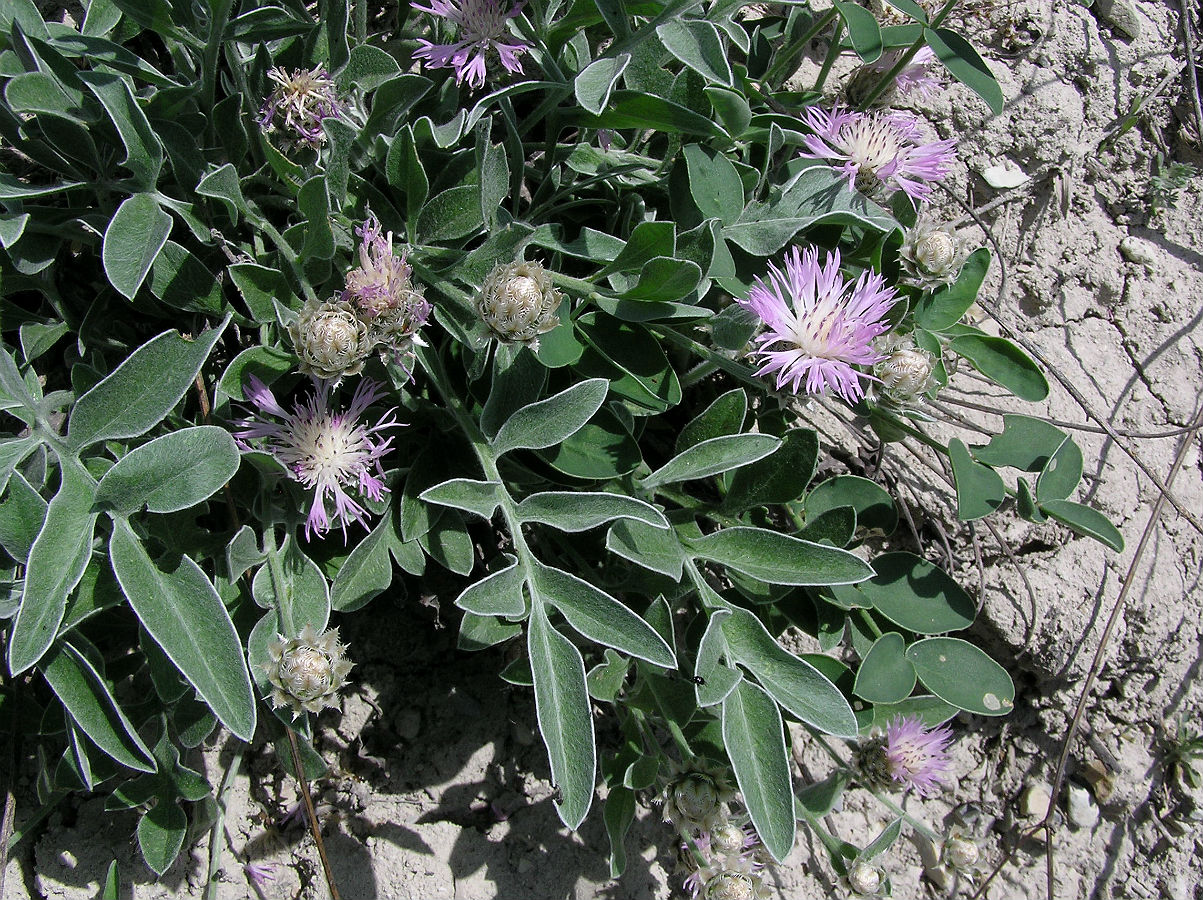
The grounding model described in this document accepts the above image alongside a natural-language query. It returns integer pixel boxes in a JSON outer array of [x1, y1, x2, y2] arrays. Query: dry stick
[[287, 726, 342, 900], [1181, 0, 1203, 143], [940, 186, 1203, 539], [970, 399, 1203, 900], [938, 393, 1199, 439]]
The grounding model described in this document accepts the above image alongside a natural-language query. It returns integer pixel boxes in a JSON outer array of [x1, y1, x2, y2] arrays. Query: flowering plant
[[0, 0, 1123, 893]]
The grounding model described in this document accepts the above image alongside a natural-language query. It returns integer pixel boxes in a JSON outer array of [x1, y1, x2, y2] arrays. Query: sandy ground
[[6, 0, 1203, 897]]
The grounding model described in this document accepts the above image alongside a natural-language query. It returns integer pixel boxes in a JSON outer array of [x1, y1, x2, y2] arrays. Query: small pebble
[[1021, 782, 1052, 818], [1118, 236, 1155, 266], [1066, 784, 1100, 829]]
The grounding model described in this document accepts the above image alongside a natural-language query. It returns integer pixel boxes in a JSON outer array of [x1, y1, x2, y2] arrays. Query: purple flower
[[235, 377, 397, 540], [883, 715, 954, 796], [893, 46, 940, 98], [412, 0, 530, 90], [343, 214, 431, 357], [258, 66, 343, 146], [737, 246, 896, 403], [800, 106, 956, 202]]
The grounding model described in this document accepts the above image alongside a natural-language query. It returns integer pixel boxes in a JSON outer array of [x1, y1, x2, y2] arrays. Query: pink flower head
[[258, 66, 343, 146], [800, 106, 956, 202], [343, 214, 431, 341], [235, 376, 397, 541], [412, 0, 530, 90], [893, 46, 940, 98], [738, 246, 897, 403], [244, 861, 277, 888], [884, 715, 954, 796]]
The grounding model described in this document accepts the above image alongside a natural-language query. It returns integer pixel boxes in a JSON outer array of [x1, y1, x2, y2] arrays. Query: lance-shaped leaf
[[419, 478, 503, 521], [329, 517, 394, 613], [641, 433, 780, 490], [694, 610, 743, 707], [529, 601, 596, 830], [41, 641, 157, 772], [516, 492, 668, 532], [9, 462, 97, 674], [531, 563, 675, 668], [606, 519, 687, 580], [720, 606, 858, 737], [492, 378, 610, 456], [722, 679, 795, 862], [109, 520, 256, 741], [67, 319, 228, 451], [94, 426, 239, 515], [687, 527, 872, 586], [101, 194, 171, 299], [455, 555, 526, 617]]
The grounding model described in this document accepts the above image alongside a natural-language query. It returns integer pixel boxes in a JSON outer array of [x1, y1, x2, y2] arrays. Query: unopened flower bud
[[944, 835, 979, 870], [705, 872, 756, 900], [475, 260, 561, 345], [710, 822, 748, 855], [674, 775, 720, 822], [265, 624, 354, 717], [875, 347, 936, 404], [289, 299, 371, 380], [900, 222, 970, 290], [847, 860, 884, 896]]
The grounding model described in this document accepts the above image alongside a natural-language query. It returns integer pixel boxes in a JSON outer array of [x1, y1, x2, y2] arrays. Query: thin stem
[[764, 8, 839, 88], [0, 660, 19, 900], [857, 608, 883, 639], [812, 17, 844, 94], [857, 0, 961, 109], [262, 527, 296, 636], [286, 727, 342, 900], [203, 739, 246, 900]]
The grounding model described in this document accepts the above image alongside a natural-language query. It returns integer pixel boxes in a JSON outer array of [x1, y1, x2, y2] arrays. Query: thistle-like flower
[[800, 106, 956, 203], [258, 66, 343, 147], [900, 220, 970, 289], [475, 259, 561, 346], [244, 861, 277, 889], [700, 870, 771, 900], [874, 341, 937, 405], [859, 715, 954, 797], [235, 376, 396, 539], [412, 0, 530, 90], [264, 624, 354, 717], [845, 46, 940, 108], [343, 214, 431, 357], [289, 299, 372, 381], [737, 246, 897, 403]]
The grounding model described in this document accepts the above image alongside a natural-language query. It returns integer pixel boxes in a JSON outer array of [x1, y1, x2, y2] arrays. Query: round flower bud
[[265, 624, 354, 718], [664, 761, 735, 831], [289, 299, 371, 380], [710, 822, 749, 856], [475, 260, 561, 345], [900, 222, 970, 290], [847, 860, 884, 896], [705, 872, 756, 900], [875, 346, 936, 404], [673, 774, 721, 823], [944, 835, 980, 871]]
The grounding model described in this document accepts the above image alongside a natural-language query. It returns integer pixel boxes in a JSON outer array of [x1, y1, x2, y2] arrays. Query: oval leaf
[[854, 552, 976, 634], [95, 426, 239, 515], [949, 333, 1049, 402], [102, 194, 172, 299], [852, 632, 917, 704], [109, 520, 256, 740], [905, 636, 1014, 716], [949, 438, 1006, 521], [1040, 499, 1124, 552]]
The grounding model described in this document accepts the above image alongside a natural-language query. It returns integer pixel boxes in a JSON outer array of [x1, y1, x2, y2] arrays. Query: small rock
[[1021, 782, 1052, 818], [1066, 784, 1100, 829], [395, 709, 422, 741], [1119, 236, 1156, 267], [1092, 0, 1140, 39], [982, 163, 1031, 189]]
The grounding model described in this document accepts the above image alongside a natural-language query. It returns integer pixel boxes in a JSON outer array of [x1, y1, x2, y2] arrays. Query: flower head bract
[[737, 246, 896, 403]]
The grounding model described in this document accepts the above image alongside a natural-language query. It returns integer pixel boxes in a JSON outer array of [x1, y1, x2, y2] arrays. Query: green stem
[[857, 0, 961, 109], [262, 527, 296, 636], [354, 0, 368, 43], [857, 608, 883, 639], [202, 0, 235, 131], [203, 739, 245, 900], [812, 17, 844, 93], [764, 8, 839, 88], [247, 209, 319, 304]]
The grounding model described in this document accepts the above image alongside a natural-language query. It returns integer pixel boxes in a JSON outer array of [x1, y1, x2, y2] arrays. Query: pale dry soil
[[7, 0, 1203, 897]]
